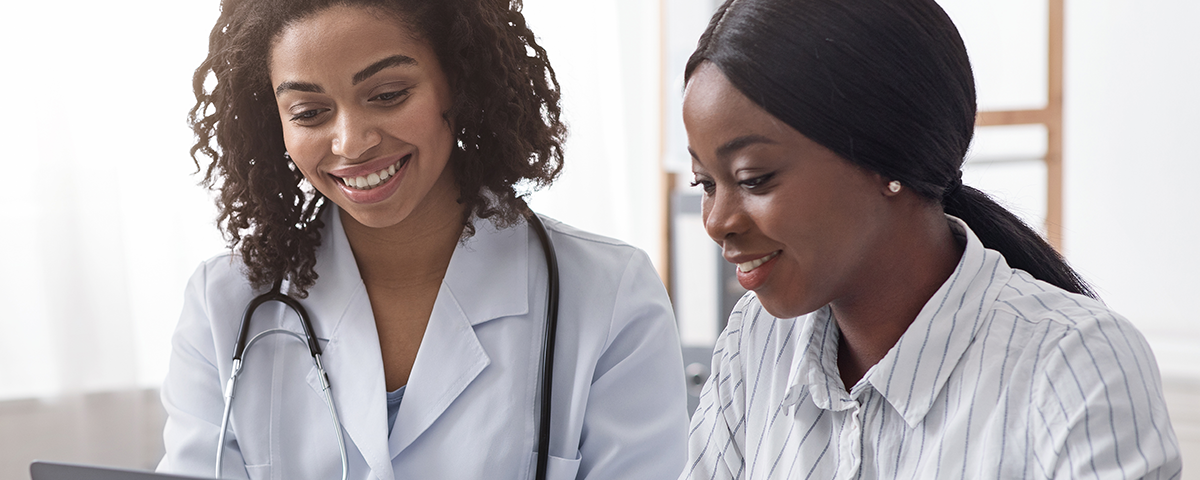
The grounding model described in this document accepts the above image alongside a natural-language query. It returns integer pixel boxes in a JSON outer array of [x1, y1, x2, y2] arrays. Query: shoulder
[[176, 251, 263, 347], [534, 214, 659, 292], [990, 269, 1146, 356], [193, 250, 247, 284], [536, 214, 645, 263], [527, 215, 677, 352], [187, 251, 258, 307], [989, 274, 1181, 477], [989, 269, 1164, 416]]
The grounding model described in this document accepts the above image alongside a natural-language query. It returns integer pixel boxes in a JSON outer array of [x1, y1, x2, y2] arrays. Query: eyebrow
[[717, 135, 777, 158], [275, 81, 323, 97], [688, 134, 778, 160], [274, 54, 419, 97], [352, 54, 418, 85]]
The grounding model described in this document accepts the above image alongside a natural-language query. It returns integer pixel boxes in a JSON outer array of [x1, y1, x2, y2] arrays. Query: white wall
[[1064, 2, 1200, 469], [1064, 0, 1200, 366]]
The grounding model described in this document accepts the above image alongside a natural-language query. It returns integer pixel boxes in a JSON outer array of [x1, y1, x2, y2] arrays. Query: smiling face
[[269, 5, 457, 230], [683, 63, 900, 318]]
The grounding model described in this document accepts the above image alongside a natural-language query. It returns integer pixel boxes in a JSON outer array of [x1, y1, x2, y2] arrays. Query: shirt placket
[[836, 398, 864, 480]]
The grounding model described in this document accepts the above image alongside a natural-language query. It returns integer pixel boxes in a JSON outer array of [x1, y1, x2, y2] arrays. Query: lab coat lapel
[[300, 208, 396, 480], [388, 217, 531, 456], [443, 215, 530, 326]]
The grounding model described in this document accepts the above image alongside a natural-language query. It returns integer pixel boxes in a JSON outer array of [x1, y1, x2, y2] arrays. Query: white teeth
[[341, 159, 404, 190], [738, 251, 779, 273]]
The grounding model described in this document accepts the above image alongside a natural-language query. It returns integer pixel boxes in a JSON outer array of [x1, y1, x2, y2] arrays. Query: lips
[[335, 154, 411, 190], [732, 250, 781, 291], [737, 251, 779, 273], [328, 153, 412, 205]]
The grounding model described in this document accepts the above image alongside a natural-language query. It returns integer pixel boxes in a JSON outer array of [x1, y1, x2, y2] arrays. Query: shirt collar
[[785, 306, 852, 412], [785, 216, 1012, 426]]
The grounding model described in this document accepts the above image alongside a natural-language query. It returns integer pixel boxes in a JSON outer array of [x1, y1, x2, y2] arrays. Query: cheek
[[388, 105, 454, 151], [281, 132, 320, 172]]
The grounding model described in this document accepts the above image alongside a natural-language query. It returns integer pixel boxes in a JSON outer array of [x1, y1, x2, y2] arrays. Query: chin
[[338, 204, 413, 230], [753, 289, 821, 320]]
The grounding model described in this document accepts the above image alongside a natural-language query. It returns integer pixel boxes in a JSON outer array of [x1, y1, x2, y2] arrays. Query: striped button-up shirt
[[683, 217, 1181, 479]]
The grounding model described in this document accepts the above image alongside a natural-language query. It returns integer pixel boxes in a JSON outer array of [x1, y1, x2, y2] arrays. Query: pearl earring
[[888, 180, 902, 193]]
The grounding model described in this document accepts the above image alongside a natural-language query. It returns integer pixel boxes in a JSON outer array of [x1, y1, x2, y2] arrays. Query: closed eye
[[289, 108, 330, 124], [739, 173, 775, 190], [371, 89, 411, 104], [690, 178, 716, 195]]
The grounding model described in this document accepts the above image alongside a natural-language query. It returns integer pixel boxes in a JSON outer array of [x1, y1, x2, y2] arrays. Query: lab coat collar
[[441, 212, 531, 325], [298, 206, 531, 335], [300, 207, 393, 479], [298, 207, 531, 478], [387, 214, 532, 456], [300, 206, 366, 342]]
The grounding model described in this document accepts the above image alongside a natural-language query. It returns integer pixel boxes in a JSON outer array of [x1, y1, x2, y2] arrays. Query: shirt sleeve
[[1031, 310, 1182, 480], [157, 261, 252, 479], [679, 294, 755, 480], [575, 249, 690, 480]]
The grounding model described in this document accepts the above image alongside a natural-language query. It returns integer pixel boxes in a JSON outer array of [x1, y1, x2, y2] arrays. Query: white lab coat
[[157, 208, 689, 480]]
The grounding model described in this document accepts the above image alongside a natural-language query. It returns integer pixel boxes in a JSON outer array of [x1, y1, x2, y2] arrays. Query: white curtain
[[521, 0, 667, 270], [0, 2, 225, 401], [0, 2, 226, 476]]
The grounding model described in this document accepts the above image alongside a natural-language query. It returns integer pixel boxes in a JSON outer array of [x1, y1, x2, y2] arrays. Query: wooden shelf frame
[[975, 0, 1065, 250]]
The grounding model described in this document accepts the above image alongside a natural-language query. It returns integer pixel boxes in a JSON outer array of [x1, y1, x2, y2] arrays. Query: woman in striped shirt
[[679, 0, 1182, 478]]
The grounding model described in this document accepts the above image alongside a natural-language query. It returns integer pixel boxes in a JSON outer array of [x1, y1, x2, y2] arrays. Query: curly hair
[[190, 0, 565, 297]]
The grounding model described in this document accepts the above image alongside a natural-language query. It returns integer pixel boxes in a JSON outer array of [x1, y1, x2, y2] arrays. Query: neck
[[340, 171, 466, 290], [832, 205, 964, 391]]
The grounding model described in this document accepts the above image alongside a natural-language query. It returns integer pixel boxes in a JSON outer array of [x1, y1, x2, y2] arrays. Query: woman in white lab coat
[[157, 0, 688, 479]]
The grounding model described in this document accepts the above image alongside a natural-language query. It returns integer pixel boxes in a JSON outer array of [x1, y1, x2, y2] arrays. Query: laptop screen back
[[30, 461, 222, 480]]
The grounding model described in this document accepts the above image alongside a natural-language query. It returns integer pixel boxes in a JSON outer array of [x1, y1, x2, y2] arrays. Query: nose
[[330, 111, 381, 160], [702, 190, 750, 243]]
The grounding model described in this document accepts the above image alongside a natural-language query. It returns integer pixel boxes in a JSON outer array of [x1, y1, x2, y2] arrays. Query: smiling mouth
[[738, 251, 780, 273], [338, 154, 410, 190]]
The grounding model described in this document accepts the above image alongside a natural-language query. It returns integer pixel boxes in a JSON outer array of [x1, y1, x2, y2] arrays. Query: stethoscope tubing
[[216, 210, 558, 480], [217, 327, 348, 480], [528, 212, 560, 480]]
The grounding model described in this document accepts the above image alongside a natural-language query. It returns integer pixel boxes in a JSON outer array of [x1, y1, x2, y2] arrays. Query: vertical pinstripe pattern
[[680, 217, 1182, 480]]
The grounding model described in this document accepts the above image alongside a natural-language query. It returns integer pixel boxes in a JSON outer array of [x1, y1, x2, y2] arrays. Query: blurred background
[[0, 0, 1196, 478]]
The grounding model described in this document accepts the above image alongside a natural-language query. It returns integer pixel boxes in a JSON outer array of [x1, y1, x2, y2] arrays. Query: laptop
[[30, 461, 224, 480]]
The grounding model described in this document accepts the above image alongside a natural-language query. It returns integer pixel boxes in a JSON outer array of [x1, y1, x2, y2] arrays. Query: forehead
[[683, 64, 793, 148], [269, 5, 431, 79]]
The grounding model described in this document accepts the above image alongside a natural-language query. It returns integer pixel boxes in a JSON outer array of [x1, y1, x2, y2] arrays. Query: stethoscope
[[216, 210, 560, 480]]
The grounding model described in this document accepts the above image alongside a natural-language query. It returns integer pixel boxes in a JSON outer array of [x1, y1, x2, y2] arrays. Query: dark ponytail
[[944, 186, 1095, 297], [686, 0, 1095, 298]]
